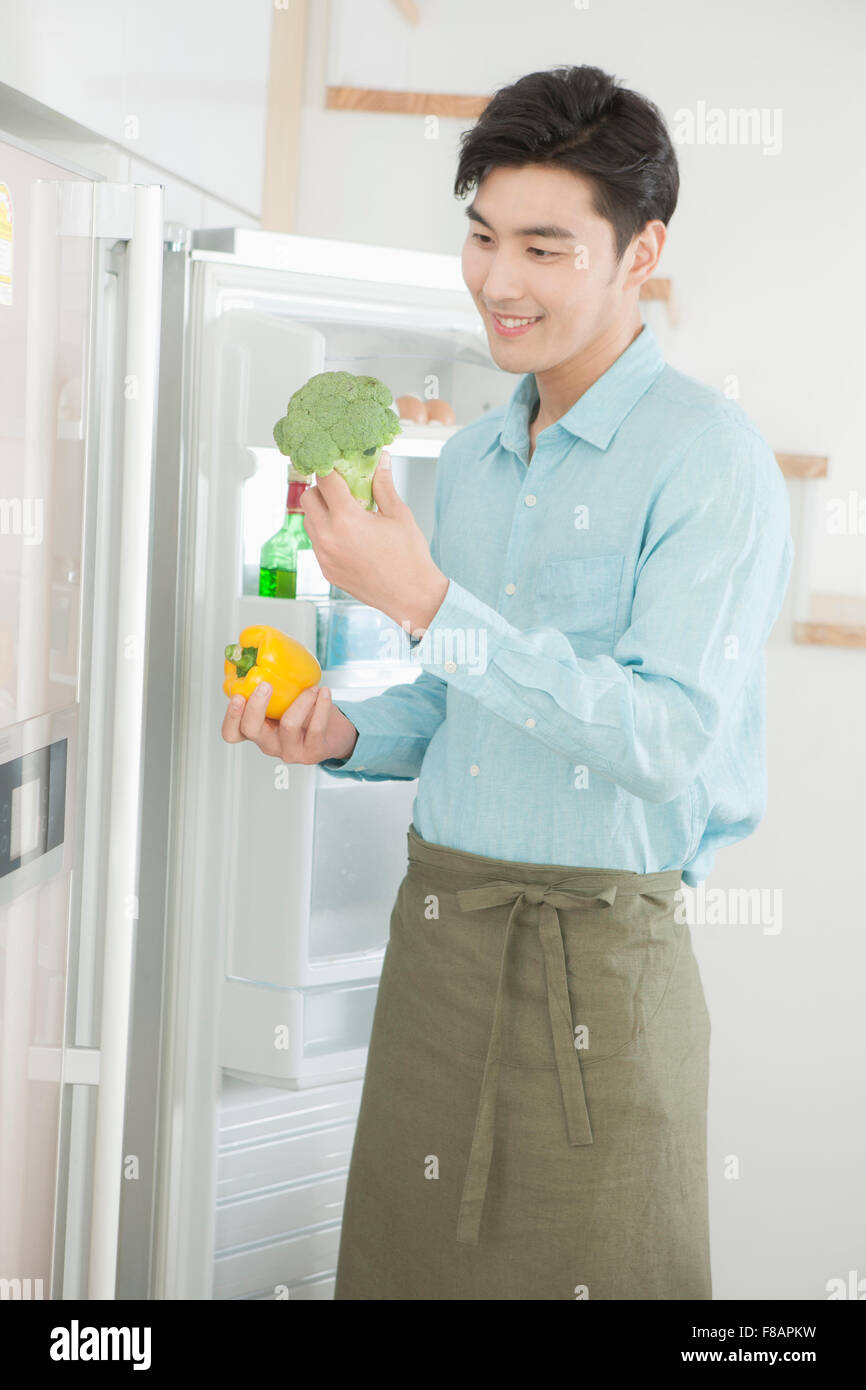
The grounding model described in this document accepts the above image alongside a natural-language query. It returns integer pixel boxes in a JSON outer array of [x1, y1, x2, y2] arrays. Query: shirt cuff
[[318, 742, 369, 776], [410, 578, 512, 682], [317, 701, 423, 781]]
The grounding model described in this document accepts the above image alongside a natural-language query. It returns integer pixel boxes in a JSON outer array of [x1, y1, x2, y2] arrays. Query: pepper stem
[[225, 643, 258, 679]]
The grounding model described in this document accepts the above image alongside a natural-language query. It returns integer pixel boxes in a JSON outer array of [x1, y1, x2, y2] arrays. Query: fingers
[[222, 684, 332, 764], [235, 681, 272, 740], [300, 685, 332, 760], [301, 479, 328, 522], [310, 468, 350, 510], [221, 682, 280, 752], [221, 693, 249, 743], [278, 685, 331, 763]]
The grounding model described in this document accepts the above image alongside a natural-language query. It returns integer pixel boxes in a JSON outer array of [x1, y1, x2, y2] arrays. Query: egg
[[394, 394, 427, 424], [424, 397, 457, 426]]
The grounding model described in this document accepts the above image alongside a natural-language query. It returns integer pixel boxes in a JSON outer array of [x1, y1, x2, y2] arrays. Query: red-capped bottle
[[258, 466, 315, 599]]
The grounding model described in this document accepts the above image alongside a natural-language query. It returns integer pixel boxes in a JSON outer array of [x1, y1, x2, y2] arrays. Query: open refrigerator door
[[145, 230, 516, 1299]]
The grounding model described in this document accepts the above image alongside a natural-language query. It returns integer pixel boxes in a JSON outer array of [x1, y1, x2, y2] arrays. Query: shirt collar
[[480, 322, 666, 463]]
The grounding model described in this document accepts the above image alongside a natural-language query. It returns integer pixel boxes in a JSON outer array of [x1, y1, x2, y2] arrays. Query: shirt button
[[524, 494, 537, 507], [444, 660, 457, 673], [470, 764, 480, 776], [505, 582, 516, 595], [524, 718, 536, 728]]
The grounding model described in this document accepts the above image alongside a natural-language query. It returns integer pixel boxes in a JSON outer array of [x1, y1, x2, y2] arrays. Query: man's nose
[[482, 260, 526, 303]]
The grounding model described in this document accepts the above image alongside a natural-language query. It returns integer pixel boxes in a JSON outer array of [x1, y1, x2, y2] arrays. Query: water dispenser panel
[[0, 738, 67, 877]]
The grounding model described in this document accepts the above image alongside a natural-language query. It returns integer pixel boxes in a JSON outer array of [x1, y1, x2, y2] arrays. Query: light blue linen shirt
[[319, 323, 794, 886]]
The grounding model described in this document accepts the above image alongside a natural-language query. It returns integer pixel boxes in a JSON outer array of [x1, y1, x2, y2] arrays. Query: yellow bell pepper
[[224, 625, 321, 720]]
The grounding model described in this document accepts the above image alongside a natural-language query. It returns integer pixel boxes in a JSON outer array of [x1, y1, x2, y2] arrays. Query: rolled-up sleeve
[[412, 422, 794, 803], [318, 671, 448, 781]]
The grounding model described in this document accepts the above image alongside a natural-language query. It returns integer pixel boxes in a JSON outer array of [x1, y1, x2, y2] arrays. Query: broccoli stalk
[[272, 370, 402, 510], [323, 444, 382, 509]]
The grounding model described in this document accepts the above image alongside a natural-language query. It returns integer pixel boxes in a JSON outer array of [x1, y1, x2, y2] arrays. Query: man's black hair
[[454, 65, 679, 264]]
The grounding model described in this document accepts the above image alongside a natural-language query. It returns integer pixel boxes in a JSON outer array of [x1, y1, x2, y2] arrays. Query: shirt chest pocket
[[531, 553, 625, 655]]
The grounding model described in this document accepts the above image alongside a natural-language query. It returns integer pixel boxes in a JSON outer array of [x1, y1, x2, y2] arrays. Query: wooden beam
[[261, 0, 308, 232], [326, 86, 488, 117]]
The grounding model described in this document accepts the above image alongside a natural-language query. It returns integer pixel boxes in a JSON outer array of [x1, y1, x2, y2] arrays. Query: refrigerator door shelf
[[219, 975, 378, 1089], [224, 599, 418, 990], [309, 769, 418, 967], [225, 754, 417, 989]]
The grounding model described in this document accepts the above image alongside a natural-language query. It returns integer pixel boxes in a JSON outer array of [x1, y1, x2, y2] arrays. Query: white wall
[[296, 0, 866, 1302], [0, 0, 272, 218]]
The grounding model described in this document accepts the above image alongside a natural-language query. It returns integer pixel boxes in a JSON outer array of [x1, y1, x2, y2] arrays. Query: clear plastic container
[[323, 600, 410, 669]]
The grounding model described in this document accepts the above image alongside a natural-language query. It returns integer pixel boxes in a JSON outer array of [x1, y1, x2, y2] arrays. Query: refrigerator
[[0, 127, 529, 1302], [0, 129, 673, 1301]]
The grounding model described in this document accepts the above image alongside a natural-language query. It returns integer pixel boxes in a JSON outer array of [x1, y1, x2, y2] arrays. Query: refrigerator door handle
[[26, 1048, 101, 1086], [87, 183, 165, 1299]]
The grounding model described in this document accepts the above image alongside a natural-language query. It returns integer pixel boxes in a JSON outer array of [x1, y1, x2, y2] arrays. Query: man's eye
[[529, 248, 557, 258], [471, 232, 493, 245]]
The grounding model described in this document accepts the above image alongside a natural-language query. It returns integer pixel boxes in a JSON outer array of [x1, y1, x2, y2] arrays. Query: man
[[222, 65, 793, 1300]]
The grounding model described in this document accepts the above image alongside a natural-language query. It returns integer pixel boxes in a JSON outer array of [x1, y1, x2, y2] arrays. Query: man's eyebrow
[[465, 204, 578, 240]]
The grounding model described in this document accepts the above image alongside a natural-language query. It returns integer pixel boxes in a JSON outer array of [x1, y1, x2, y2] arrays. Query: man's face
[[461, 164, 634, 372]]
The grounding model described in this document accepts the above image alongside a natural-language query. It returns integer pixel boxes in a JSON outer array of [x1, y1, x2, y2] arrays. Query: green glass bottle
[[259, 465, 313, 598]]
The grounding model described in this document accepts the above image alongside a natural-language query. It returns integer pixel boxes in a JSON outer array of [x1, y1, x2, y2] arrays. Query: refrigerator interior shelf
[[322, 659, 419, 686], [219, 976, 379, 1089], [388, 422, 457, 457], [256, 426, 451, 463]]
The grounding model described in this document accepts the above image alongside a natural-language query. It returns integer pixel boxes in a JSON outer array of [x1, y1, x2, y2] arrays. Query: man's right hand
[[221, 683, 359, 765]]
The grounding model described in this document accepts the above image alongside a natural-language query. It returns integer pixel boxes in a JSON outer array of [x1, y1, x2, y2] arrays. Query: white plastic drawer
[[216, 1121, 357, 1198], [213, 1224, 342, 1300], [216, 1174, 347, 1250]]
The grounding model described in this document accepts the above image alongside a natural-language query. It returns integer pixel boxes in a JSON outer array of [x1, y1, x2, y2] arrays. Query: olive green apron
[[334, 823, 712, 1301]]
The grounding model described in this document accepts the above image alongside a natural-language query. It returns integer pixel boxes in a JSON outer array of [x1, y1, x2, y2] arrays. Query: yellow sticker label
[[0, 182, 13, 306]]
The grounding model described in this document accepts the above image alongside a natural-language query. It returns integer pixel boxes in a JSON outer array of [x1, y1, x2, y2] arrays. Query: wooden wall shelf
[[779, 453, 865, 651], [793, 594, 866, 650], [639, 278, 672, 303], [775, 453, 829, 479]]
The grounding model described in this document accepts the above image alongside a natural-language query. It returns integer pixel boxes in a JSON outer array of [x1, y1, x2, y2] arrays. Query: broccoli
[[273, 370, 402, 510]]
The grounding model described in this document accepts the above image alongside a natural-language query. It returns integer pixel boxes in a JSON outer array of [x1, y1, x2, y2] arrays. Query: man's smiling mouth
[[488, 311, 544, 335]]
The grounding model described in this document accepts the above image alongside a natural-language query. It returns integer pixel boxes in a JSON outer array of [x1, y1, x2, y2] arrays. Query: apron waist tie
[[452, 877, 618, 1247]]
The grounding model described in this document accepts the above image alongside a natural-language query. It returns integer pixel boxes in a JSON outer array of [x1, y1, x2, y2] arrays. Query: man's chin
[[488, 342, 542, 373]]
